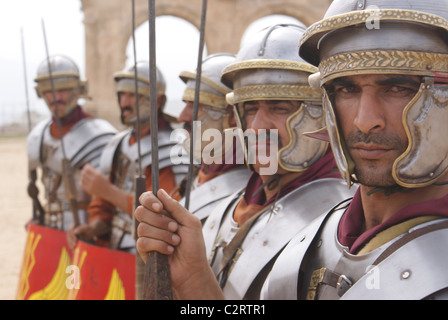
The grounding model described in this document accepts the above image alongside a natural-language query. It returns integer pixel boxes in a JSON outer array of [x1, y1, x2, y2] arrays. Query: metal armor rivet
[[429, 172, 434, 177], [317, 239, 323, 248], [401, 270, 411, 280], [426, 65, 432, 70]]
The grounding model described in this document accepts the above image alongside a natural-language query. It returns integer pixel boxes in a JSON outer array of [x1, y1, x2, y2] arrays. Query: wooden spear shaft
[[130, 0, 148, 301], [142, 0, 173, 300]]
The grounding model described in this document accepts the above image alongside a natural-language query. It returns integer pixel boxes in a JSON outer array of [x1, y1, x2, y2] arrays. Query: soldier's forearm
[[174, 266, 225, 300], [96, 183, 131, 214]]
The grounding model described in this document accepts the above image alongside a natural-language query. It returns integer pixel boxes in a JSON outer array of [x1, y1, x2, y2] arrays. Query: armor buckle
[[336, 275, 352, 297], [306, 267, 352, 299]]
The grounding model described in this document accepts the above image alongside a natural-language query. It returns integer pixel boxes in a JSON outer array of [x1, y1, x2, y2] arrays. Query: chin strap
[[366, 185, 415, 197], [366, 180, 448, 197], [252, 174, 281, 198]]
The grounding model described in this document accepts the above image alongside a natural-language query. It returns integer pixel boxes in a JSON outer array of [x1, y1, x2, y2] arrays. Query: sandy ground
[[0, 136, 31, 300]]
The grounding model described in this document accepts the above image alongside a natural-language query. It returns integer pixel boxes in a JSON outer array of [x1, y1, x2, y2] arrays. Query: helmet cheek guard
[[179, 53, 236, 160], [299, 0, 448, 188], [278, 102, 328, 172], [394, 80, 448, 187], [222, 24, 328, 174]]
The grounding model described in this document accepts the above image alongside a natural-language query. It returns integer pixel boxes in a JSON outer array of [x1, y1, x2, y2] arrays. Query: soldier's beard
[[346, 130, 407, 188], [120, 106, 134, 125]]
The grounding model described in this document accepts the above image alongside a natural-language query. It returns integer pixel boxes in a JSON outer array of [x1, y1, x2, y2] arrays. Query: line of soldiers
[[135, 0, 448, 300], [24, 0, 448, 300]]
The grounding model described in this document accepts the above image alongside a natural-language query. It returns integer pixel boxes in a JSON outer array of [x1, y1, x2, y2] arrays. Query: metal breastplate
[[203, 177, 355, 300], [339, 218, 448, 300], [103, 129, 188, 251], [222, 178, 355, 300], [260, 208, 336, 300], [101, 129, 189, 190], [28, 117, 116, 231], [179, 167, 251, 223], [261, 203, 371, 300], [265, 203, 448, 300], [202, 189, 244, 259], [301, 207, 381, 300]]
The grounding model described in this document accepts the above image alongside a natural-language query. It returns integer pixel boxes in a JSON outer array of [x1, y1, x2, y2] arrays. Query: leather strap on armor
[[340, 219, 448, 300], [217, 204, 274, 287], [373, 219, 448, 266], [307, 268, 352, 300]]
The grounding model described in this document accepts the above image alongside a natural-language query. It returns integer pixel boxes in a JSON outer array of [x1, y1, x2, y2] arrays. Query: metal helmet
[[113, 61, 166, 126], [299, 0, 448, 188], [34, 55, 87, 118], [179, 53, 236, 161], [221, 24, 327, 173]]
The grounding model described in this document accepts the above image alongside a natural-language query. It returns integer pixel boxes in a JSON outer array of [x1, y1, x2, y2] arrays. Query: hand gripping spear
[[141, 0, 208, 300], [41, 19, 80, 229]]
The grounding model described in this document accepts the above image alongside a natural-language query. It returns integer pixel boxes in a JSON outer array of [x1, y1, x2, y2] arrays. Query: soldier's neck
[[133, 122, 151, 137], [260, 171, 303, 203], [360, 180, 448, 231]]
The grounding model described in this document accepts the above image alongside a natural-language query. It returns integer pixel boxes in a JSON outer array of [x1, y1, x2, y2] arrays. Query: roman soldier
[[27, 54, 117, 231], [134, 24, 355, 300], [68, 61, 188, 253], [261, 0, 448, 300], [177, 53, 251, 223]]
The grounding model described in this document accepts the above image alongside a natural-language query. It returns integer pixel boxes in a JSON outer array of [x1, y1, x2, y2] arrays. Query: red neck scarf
[[244, 148, 340, 206], [50, 106, 90, 138], [338, 188, 448, 254], [129, 116, 172, 145]]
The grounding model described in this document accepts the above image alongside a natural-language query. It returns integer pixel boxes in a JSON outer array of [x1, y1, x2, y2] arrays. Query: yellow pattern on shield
[[28, 247, 71, 300], [104, 269, 126, 300], [16, 231, 41, 300]]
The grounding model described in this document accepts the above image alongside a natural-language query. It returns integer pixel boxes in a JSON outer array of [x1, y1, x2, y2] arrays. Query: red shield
[[16, 224, 73, 300], [67, 240, 136, 300]]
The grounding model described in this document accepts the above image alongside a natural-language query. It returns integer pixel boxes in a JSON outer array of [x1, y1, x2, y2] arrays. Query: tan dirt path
[[0, 136, 32, 300]]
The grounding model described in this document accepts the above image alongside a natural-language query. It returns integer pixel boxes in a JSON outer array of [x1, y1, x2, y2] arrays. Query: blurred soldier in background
[[27, 54, 117, 231], [177, 53, 250, 224], [134, 24, 354, 299], [67, 61, 188, 253]]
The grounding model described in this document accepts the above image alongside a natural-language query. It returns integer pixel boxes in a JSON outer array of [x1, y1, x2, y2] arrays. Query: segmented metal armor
[[261, 0, 448, 300], [200, 24, 355, 299], [28, 55, 117, 231]]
